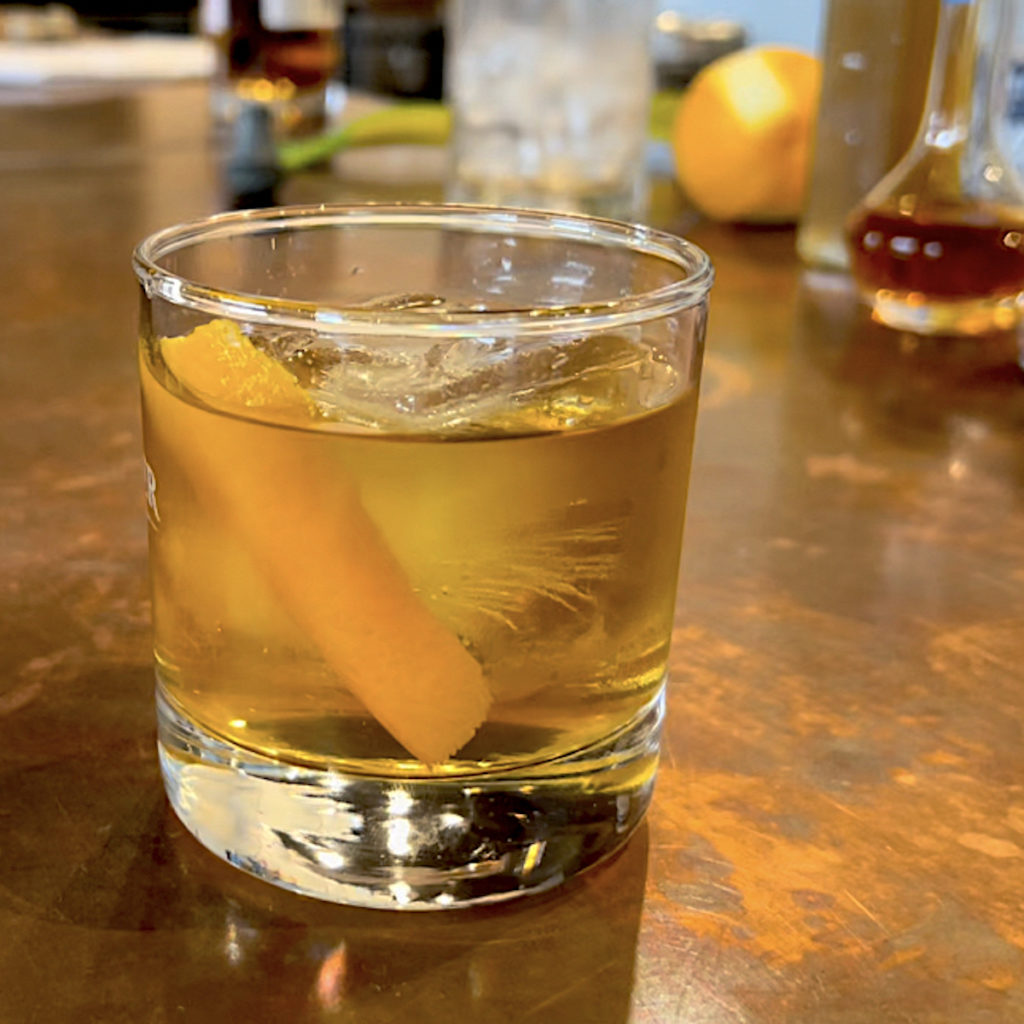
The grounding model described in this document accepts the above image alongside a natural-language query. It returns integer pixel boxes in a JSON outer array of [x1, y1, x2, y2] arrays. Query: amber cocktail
[[133, 204, 712, 908]]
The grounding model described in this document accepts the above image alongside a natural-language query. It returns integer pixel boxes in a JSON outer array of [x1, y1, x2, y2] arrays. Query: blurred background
[[5, 0, 1024, 335], [0, 0, 824, 47]]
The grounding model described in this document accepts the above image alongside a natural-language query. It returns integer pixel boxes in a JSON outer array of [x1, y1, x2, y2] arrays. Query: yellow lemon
[[672, 46, 822, 224]]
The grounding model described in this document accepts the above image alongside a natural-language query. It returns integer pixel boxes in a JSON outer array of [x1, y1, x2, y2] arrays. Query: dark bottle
[[342, 0, 445, 100], [202, 0, 343, 136]]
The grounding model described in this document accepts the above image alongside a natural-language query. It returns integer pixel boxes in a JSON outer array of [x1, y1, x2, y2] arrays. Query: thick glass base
[[863, 288, 1024, 336], [446, 173, 649, 223], [156, 686, 663, 910]]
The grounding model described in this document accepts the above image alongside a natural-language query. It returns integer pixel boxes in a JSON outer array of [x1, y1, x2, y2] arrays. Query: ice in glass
[[133, 205, 711, 908], [446, 0, 656, 218]]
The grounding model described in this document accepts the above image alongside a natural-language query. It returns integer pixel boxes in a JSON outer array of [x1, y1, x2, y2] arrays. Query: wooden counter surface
[[2, 82, 1023, 1023]]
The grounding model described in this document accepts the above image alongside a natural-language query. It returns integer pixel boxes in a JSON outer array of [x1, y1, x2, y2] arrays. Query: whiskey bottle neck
[[921, 0, 978, 152]]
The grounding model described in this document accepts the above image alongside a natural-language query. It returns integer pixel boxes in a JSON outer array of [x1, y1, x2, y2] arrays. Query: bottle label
[[259, 0, 343, 31]]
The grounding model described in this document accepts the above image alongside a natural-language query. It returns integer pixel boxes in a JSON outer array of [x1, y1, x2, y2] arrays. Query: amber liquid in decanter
[[848, 199, 1024, 310]]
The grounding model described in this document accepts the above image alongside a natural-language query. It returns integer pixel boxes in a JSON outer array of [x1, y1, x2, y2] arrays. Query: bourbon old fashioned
[[133, 205, 712, 908]]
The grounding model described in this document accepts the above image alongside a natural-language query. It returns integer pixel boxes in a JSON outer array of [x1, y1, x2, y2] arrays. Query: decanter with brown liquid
[[846, 0, 1024, 335]]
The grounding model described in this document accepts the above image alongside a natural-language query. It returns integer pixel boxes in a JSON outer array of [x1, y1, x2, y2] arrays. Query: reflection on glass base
[[446, 173, 648, 224], [863, 287, 1024, 336], [157, 685, 663, 910]]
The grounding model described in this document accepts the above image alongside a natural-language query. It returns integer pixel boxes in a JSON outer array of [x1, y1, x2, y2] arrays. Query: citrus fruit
[[671, 46, 822, 224], [146, 320, 490, 763], [160, 318, 316, 417]]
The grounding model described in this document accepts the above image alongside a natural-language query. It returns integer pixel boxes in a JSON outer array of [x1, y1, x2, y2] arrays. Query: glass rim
[[132, 202, 713, 339]]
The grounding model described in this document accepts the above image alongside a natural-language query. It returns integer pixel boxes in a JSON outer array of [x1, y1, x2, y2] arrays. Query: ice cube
[[309, 327, 678, 435], [245, 325, 342, 389], [240, 314, 678, 437], [311, 336, 514, 433]]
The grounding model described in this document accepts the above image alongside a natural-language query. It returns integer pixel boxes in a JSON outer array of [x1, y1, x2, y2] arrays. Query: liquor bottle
[[846, 0, 1024, 335], [202, 0, 344, 136], [342, 0, 445, 100], [797, 0, 939, 270]]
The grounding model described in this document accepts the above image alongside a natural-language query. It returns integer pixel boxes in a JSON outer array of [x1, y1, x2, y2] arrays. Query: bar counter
[[2, 82, 1023, 1023]]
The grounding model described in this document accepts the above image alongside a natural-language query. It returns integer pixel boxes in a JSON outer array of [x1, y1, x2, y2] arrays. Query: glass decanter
[[846, 0, 1024, 335]]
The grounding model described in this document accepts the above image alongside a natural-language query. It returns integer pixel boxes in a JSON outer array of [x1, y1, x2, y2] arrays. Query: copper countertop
[[2, 82, 1023, 1023]]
